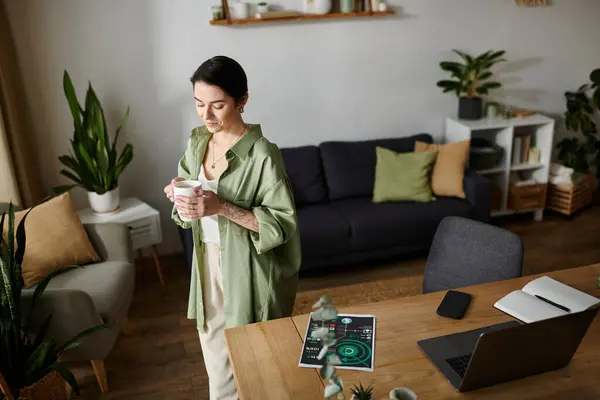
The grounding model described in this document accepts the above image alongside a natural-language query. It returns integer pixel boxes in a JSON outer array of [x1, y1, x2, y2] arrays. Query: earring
[[239, 107, 245, 113]]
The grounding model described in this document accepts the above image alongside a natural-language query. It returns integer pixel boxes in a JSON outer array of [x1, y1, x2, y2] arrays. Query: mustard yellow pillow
[[414, 140, 470, 199], [4, 193, 101, 287]]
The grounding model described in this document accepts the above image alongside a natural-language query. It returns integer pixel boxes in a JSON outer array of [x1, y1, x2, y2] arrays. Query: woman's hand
[[164, 177, 184, 203], [175, 189, 223, 220]]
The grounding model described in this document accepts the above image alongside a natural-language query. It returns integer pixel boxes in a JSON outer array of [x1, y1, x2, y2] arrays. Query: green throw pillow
[[372, 147, 437, 203]]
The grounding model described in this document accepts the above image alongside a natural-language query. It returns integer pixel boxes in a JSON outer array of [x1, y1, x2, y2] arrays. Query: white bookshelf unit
[[444, 114, 555, 221]]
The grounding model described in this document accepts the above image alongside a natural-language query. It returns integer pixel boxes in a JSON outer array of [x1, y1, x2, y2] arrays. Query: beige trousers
[[198, 243, 238, 400]]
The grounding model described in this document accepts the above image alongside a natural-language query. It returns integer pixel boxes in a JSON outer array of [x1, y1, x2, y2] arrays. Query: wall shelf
[[210, 10, 394, 26], [210, 0, 394, 26]]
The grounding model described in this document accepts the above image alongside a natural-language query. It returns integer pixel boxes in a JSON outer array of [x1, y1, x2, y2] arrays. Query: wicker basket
[[508, 183, 547, 211], [547, 173, 597, 216], [17, 371, 66, 400]]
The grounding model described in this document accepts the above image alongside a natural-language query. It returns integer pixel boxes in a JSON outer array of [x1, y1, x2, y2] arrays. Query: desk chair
[[423, 216, 523, 294]]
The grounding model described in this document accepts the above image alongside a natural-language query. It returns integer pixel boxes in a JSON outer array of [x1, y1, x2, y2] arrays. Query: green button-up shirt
[[171, 124, 301, 332]]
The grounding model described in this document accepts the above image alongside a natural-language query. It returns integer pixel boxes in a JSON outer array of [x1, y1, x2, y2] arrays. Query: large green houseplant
[[0, 202, 109, 399], [54, 70, 133, 214], [556, 68, 600, 178], [437, 49, 506, 120]]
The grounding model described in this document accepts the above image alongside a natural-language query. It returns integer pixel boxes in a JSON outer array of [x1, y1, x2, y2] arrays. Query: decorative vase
[[340, 0, 354, 13], [314, 0, 332, 14], [233, 1, 249, 18], [389, 387, 417, 400], [17, 371, 66, 400], [88, 186, 120, 214], [458, 97, 483, 120]]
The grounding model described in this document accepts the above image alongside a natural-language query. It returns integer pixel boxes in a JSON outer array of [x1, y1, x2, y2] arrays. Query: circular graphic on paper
[[335, 339, 372, 368], [341, 317, 353, 324]]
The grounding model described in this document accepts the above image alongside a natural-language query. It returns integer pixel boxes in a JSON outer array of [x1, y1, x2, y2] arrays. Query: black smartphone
[[437, 290, 472, 319]]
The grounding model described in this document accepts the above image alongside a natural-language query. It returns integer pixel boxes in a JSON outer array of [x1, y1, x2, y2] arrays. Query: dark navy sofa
[[179, 133, 491, 271]]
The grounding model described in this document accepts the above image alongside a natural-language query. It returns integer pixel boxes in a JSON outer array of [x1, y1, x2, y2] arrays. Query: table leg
[[151, 245, 165, 287]]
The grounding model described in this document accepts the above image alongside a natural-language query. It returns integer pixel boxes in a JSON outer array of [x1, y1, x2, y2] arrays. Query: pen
[[535, 295, 571, 313]]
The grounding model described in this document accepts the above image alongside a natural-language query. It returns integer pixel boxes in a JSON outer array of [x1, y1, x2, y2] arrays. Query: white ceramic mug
[[174, 180, 202, 222]]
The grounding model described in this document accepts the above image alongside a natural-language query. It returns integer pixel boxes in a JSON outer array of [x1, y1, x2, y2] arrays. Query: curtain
[[0, 0, 43, 209]]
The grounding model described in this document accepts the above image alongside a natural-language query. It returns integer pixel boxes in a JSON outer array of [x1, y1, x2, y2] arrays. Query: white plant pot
[[314, 0, 332, 14], [88, 187, 120, 214], [257, 4, 268, 13]]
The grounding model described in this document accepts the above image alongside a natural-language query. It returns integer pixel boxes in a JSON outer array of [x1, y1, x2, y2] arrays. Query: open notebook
[[494, 276, 600, 323]]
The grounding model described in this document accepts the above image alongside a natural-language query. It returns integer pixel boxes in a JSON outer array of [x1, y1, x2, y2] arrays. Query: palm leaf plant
[[0, 201, 110, 399], [436, 49, 507, 120], [556, 68, 600, 175], [53, 70, 133, 195]]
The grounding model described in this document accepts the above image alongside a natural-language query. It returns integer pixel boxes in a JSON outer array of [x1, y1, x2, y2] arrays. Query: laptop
[[417, 307, 598, 392]]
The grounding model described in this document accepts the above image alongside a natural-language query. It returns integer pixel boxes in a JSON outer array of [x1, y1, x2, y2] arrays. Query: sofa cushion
[[415, 140, 470, 199], [297, 204, 352, 258], [373, 147, 437, 203], [332, 197, 471, 251], [280, 146, 328, 207], [320, 134, 433, 200], [5, 193, 101, 288], [44, 260, 135, 321]]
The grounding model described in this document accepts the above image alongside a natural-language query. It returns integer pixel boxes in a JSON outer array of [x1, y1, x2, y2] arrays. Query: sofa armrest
[[463, 170, 492, 222], [21, 289, 104, 347], [84, 223, 133, 263]]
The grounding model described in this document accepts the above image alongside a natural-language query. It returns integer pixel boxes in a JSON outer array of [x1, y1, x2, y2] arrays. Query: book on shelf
[[512, 133, 532, 165], [512, 136, 522, 165], [494, 276, 600, 323], [520, 134, 531, 163]]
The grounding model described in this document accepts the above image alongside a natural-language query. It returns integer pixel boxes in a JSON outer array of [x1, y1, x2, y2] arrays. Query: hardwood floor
[[73, 204, 600, 399]]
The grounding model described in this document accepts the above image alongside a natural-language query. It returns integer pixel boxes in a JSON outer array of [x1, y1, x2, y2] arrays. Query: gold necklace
[[211, 124, 247, 169]]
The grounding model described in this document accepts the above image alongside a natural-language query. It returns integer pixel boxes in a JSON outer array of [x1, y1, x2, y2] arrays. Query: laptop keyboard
[[446, 354, 472, 378]]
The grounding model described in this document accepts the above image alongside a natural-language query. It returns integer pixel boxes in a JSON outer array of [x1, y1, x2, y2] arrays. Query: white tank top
[[199, 164, 220, 244]]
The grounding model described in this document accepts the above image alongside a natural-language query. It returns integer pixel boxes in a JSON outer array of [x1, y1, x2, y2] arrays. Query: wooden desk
[[225, 265, 600, 399]]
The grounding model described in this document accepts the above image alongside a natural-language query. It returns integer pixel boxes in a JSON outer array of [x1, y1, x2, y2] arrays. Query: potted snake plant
[[0, 201, 110, 399], [54, 70, 133, 214]]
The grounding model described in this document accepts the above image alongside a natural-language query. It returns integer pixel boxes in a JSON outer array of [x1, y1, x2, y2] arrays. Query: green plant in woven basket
[[0, 201, 110, 400], [53, 70, 133, 195], [350, 382, 374, 400]]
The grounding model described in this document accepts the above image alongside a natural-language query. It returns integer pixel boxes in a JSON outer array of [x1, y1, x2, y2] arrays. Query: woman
[[163, 56, 301, 400]]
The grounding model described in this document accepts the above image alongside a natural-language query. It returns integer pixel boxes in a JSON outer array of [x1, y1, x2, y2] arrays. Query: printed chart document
[[494, 276, 600, 323], [299, 313, 375, 372]]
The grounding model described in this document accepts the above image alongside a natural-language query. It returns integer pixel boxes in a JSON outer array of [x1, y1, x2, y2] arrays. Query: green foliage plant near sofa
[[372, 147, 437, 203]]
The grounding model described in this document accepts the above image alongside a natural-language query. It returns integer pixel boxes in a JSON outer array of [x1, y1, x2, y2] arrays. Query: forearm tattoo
[[218, 196, 260, 233]]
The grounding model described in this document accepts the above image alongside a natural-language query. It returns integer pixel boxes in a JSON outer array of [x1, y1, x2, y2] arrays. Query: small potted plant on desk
[[54, 70, 133, 214], [350, 382, 374, 400], [436, 49, 506, 120], [0, 202, 110, 400]]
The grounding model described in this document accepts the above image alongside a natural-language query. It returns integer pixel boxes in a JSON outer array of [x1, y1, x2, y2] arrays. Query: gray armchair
[[423, 216, 523, 294], [21, 223, 135, 393]]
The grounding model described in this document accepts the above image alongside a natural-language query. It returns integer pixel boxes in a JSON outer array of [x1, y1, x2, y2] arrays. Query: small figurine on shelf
[[378, 1, 388, 12], [211, 4, 224, 20]]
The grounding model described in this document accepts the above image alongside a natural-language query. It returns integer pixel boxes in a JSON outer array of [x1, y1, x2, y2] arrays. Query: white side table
[[77, 197, 165, 287]]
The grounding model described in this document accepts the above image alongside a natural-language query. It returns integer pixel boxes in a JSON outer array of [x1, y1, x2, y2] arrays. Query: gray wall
[[6, 0, 600, 254]]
